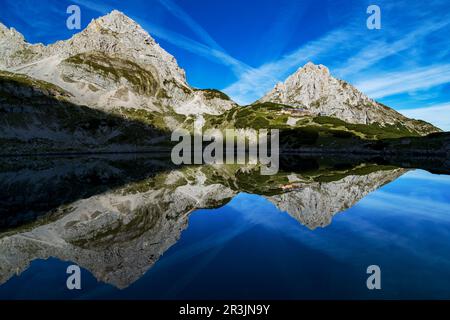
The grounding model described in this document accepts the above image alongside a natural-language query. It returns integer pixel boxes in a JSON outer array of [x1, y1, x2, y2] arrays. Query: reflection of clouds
[[276, 202, 450, 273], [154, 207, 251, 268], [401, 170, 450, 184], [225, 172, 450, 272], [353, 192, 450, 269], [360, 191, 450, 223], [87, 167, 450, 284], [311, 169, 450, 267], [159, 192, 307, 269], [145, 203, 254, 297], [227, 193, 414, 264], [228, 193, 291, 230]]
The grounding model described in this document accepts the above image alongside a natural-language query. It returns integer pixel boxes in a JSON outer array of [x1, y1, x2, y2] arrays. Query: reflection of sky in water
[[1, 170, 450, 299]]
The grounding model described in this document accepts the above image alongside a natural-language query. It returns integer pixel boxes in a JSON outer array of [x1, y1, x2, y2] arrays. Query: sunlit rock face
[[0, 10, 236, 121], [0, 156, 408, 289], [259, 62, 439, 135]]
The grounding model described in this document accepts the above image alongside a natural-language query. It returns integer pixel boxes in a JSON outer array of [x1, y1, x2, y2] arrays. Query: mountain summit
[[259, 62, 439, 135], [0, 10, 186, 83], [0, 11, 236, 122]]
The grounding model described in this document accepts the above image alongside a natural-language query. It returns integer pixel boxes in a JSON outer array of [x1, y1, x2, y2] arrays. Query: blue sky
[[0, 0, 449, 129]]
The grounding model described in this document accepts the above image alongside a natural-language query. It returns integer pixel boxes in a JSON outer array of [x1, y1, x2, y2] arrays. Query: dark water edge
[[1, 130, 449, 158]]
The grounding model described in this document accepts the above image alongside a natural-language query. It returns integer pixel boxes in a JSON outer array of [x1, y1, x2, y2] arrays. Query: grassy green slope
[[204, 102, 425, 140]]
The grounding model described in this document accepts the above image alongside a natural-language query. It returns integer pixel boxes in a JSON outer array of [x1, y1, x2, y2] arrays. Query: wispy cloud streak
[[400, 103, 450, 131], [72, 0, 252, 74], [354, 65, 450, 99], [156, 0, 222, 51], [335, 19, 450, 78], [155, 0, 252, 74]]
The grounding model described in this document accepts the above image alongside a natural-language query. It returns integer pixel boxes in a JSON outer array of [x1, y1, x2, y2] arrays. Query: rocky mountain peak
[[273, 62, 333, 97], [299, 61, 330, 75], [262, 61, 346, 110], [0, 22, 9, 34], [0, 11, 237, 120], [259, 62, 439, 134], [0, 22, 22, 39], [99, 9, 131, 23], [57, 10, 188, 88], [68, 10, 159, 55], [0, 23, 35, 68], [85, 10, 151, 41], [270, 62, 330, 91]]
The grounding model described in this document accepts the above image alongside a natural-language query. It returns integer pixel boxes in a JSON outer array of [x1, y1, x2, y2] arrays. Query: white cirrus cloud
[[399, 103, 450, 131], [72, 0, 252, 75], [354, 64, 450, 99]]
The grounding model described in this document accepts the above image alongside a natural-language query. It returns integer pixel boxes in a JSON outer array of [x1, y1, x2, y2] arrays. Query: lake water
[[0, 155, 449, 299]]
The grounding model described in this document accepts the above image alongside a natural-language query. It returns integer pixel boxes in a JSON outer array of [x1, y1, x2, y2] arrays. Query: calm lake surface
[[0, 155, 449, 299]]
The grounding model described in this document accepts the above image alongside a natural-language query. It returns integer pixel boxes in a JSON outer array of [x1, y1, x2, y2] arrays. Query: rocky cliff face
[[0, 10, 236, 124], [259, 62, 439, 135]]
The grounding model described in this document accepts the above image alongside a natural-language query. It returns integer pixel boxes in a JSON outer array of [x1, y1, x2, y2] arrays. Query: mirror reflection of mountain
[[2, 154, 442, 289]]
